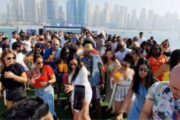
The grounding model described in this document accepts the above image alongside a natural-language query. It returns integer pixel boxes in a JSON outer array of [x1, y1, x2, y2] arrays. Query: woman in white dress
[[64, 54, 92, 120]]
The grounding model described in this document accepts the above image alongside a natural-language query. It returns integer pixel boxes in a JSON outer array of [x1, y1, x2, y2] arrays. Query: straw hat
[[84, 43, 94, 51]]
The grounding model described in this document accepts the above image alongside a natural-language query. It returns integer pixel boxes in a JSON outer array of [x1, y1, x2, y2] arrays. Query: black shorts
[[6, 87, 26, 102]]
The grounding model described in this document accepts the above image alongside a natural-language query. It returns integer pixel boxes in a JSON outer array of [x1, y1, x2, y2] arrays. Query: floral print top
[[146, 82, 180, 120]]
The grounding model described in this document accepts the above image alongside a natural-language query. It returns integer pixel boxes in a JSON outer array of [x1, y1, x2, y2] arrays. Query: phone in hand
[[73, 85, 85, 111]]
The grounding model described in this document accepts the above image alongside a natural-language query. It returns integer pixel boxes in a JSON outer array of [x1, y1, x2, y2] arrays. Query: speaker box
[[39, 28, 44, 35]]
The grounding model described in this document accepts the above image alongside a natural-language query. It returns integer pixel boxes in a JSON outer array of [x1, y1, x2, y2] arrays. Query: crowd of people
[[0, 29, 179, 120]]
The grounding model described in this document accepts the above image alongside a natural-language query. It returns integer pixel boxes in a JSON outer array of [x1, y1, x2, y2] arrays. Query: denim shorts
[[35, 85, 56, 116]]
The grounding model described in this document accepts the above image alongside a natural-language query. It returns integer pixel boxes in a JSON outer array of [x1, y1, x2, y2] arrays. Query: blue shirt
[[43, 48, 61, 73], [81, 54, 103, 87]]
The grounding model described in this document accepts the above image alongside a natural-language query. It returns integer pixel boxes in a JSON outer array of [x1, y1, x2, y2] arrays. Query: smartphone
[[73, 85, 85, 111]]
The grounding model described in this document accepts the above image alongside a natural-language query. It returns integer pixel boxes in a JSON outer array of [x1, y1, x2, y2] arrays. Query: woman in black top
[[0, 49, 27, 109]]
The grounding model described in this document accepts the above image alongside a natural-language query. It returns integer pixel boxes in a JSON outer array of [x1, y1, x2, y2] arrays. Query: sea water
[[0, 27, 179, 50]]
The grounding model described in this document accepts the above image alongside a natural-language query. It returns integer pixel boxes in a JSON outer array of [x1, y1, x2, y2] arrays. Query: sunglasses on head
[[7, 57, 16, 60], [139, 68, 148, 72]]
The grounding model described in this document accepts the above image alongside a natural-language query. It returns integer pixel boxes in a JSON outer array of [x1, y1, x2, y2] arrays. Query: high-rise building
[[24, 0, 37, 24], [6, 4, 11, 24], [11, 0, 23, 23], [87, 1, 93, 26], [47, 0, 56, 24], [66, 0, 87, 26], [37, 0, 47, 24], [130, 9, 138, 29], [102, 3, 111, 27], [93, 5, 102, 27], [138, 8, 147, 29]]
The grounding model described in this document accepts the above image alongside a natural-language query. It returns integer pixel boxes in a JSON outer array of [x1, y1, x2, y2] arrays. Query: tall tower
[[66, 0, 87, 26], [47, 0, 56, 25], [24, 0, 37, 24]]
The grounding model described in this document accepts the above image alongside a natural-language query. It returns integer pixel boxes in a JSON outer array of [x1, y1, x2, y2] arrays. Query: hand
[[39, 81, 48, 87], [4, 71, 16, 79], [29, 79, 35, 85], [116, 113, 124, 120], [64, 84, 74, 93], [111, 79, 116, 84], [100, 83, 105, 90], [0, 93, 3, 99]]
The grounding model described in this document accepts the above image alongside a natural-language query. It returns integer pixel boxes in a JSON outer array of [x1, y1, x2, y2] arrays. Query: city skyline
[[0, 0, 180, 31]]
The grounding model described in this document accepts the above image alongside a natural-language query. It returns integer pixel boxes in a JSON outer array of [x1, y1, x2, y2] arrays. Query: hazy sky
[[1, 0, 180, 17]]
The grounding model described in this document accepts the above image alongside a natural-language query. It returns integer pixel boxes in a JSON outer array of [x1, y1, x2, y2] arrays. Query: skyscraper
[[24, 0, 37, 24], [47, 0, 56, 24], [66, 0, 87, 26]]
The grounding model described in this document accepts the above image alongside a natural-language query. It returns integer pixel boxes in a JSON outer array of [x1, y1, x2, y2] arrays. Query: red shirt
[[33, 65, 54, 89]]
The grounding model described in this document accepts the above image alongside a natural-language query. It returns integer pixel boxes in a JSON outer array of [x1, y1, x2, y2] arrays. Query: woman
[[102, 48, 121, 112], [148, 44, 168, 81], [28, 54, 56, 117], [161, 39, 171, 57], [65, 54, 92, 120], [154, 49, 180, 82], [116, 58, 156, 120], [131, 47, 143, 70], [25, 42, 45, 69], [56, 46, 70, 105], [0, 49, 27, 109], [113, 53, 134, 114]]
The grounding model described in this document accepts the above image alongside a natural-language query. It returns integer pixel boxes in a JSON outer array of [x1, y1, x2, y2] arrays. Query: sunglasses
[[121, 62, 128, 67], [53, 44, 59, 46], [70, 63, 77, 66], [139, 68, 148, 72], [7, 57, 16, 60], [36, 62, 44, 65]]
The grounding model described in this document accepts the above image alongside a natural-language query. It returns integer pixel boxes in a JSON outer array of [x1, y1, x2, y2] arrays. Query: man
[[12, 41, 29, 71], [115, 40, 131, 62], [10, 31, 18, 49], [43, 38, 61, 103], [43, 38, 61, 73], [140, 64, 180, 120], [138, 32, 146, 45], [81, 43, 104, 119], [5, 97, 54, 120]]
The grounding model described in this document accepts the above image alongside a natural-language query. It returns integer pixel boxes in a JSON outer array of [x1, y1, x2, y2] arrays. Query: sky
[[1, 0, 180, 17]]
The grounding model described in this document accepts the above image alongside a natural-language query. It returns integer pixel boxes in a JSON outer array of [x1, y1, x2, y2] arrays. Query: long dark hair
[[102, 48, 116, 64], [59, 46, 70, 63], [67, 54, 82, 82], [169, 49, 180, 70], [132, 58, 156, 94]]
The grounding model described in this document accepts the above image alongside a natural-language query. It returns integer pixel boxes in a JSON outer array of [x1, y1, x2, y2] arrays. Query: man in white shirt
[[12, 41, 29, 71], [115, 40, 131, 62], [10, 31, 18, 49], [138, 32, 146, 45]]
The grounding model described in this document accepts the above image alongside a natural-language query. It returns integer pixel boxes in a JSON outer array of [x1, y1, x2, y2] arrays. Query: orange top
[[33, 65, 54, 89], [58, 63, 68, 73], [149, 55, 168, 81]]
